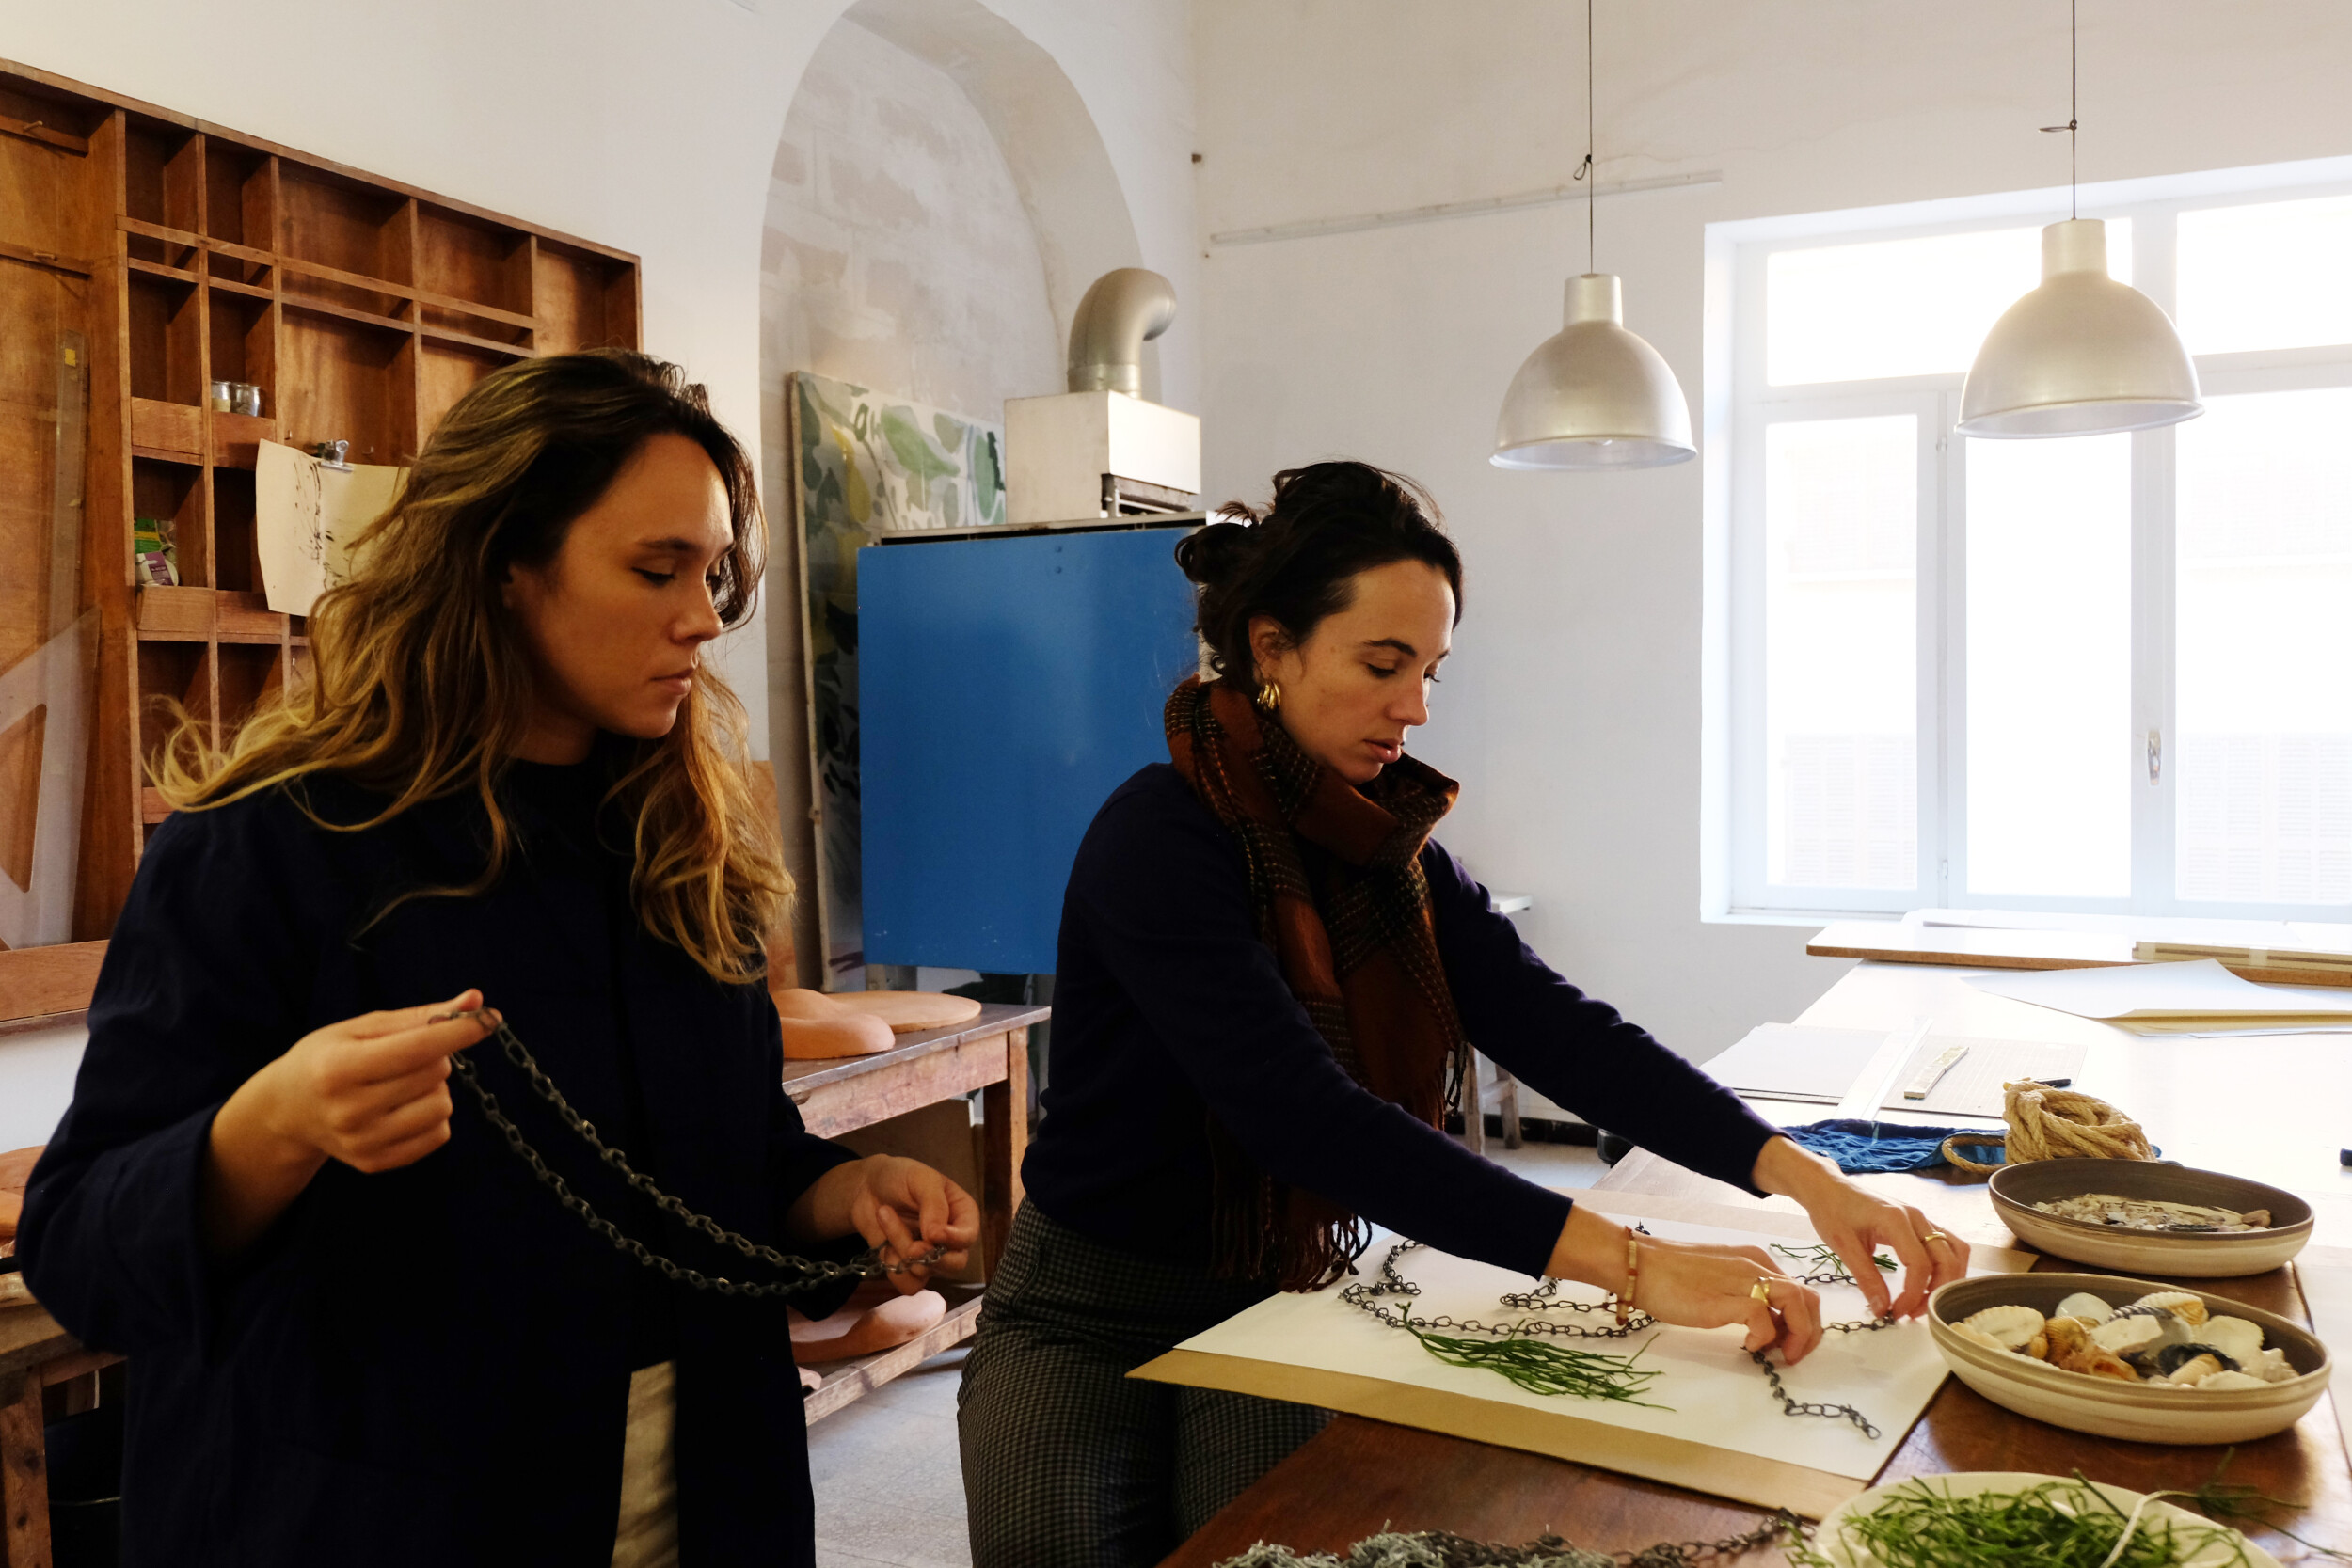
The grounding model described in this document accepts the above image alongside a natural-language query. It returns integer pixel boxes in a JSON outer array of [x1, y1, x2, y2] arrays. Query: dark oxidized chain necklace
[[1342, 1237, 1899, 1437], [447, 1012, 944, 1295]]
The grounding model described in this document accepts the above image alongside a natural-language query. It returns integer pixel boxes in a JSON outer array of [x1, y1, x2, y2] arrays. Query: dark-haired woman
[[22, 351, 976, 1567], [959, 461, 1968, 1568]]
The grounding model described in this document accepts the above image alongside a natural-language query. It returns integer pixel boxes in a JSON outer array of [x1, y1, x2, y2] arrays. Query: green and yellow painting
[[788, 371, 1007, 987]]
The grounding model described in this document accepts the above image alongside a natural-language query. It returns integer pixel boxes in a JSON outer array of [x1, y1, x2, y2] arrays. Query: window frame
[[1706, 159, 2352, 925]]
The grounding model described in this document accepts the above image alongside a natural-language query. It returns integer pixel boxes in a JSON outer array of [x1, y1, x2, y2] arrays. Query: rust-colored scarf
[[1164, 676, 1467, 1291]]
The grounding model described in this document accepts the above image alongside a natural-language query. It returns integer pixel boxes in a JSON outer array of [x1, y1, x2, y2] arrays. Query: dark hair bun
[[1171, 518, 1255, 590], [1176, 460, 1462, 689]]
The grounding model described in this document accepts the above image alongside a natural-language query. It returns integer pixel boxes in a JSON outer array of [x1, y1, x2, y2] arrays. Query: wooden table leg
[[1494, 1061, 1522, 1150], [1458, 1051, 1486, 1156], [981, 1025, 1030, 1275], [1, 1371, 51, 1568]]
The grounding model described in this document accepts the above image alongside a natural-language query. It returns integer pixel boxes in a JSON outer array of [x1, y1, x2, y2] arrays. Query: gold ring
[[1921, 1231, 1949, 1245], [1750, 1277, 1774, 1304]]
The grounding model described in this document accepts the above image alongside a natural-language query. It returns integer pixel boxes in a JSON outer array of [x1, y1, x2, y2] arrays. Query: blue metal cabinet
[[857, 525, 1198, 974]]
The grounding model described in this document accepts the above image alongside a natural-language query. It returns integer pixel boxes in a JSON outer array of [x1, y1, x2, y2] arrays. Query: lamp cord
[[1573, 0, 1596, 274], [2040, 0, 2079, 218]]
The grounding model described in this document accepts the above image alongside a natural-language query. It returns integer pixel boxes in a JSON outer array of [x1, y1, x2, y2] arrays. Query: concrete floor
[[805, 1135, 1609, 1568]]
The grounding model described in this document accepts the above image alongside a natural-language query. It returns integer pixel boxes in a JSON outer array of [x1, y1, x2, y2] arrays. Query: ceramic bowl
[[1928, 1273, 2329, 1445], [1811, 1471, 2279, 1568], [1989, 1158, 2312, 1276]]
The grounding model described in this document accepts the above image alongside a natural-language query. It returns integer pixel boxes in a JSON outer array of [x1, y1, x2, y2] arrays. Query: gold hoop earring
[[1254, 681, 1282, 713]]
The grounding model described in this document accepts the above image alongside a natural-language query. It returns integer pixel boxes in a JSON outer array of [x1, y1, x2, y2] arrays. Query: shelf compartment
[[534, 240, 636, 353], [217, 642, 286, 736], [206, 288, 275, 410], [127, 270, 202, 406], [123, 119, 201, 258], [129, 398, 201, 460], [416, 203, 532, 345], [211, 467, 262, 594], [135, 584, 214, 640], [279, 307, 415, 465], [140, 786, 171, 826], [135, 637, 210, 771], [215, 592, 286, 644], [279, 164, 411, 316], [418, 338, 508, 442], [131, 456, 206, 589], [210, 411, 280, 471], [203, 140, 271, 247]]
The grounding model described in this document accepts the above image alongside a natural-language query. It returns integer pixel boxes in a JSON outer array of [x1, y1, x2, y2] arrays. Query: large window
[[1713, 167, 2352, 919]]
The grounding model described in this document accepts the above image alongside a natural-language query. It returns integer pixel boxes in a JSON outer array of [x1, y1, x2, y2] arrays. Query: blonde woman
[[22, 351, 975, 1567]]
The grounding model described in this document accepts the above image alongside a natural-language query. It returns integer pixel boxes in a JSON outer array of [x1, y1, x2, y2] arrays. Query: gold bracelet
[[1616, 1231, 1640, 1325]]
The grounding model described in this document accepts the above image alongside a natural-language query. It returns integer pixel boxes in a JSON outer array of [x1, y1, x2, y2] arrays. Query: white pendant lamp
[[1957, 1, 2201, 438], [1491, 0, 1693, 470]]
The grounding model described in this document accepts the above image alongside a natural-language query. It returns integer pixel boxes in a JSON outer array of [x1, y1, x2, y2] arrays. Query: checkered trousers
[[958, 1202, 1331, 1568]]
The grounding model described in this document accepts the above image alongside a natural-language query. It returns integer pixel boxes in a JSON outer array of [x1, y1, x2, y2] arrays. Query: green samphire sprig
[[1771, 1242, 1897, 1284], [1783, 1475, 2258, 1568], [1400, 1320, 1666, 1405]]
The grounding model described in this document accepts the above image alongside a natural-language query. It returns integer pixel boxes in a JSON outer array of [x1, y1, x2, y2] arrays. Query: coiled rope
[[1940, 1081, 2153, 1175]]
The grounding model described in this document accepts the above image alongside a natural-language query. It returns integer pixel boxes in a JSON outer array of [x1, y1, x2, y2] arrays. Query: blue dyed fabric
[[1783, 1118, 2009, 1175]]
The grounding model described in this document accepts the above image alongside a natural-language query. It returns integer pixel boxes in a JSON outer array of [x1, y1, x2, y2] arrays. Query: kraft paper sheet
[[1130, 1190, 2036, 1518]]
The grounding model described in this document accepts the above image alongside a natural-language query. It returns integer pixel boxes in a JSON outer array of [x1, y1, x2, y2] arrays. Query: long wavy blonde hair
[[152, 350, 788, 985]]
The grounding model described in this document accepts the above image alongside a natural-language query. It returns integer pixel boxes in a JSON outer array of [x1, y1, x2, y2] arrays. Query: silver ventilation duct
[[1066, 268, 1177, 397]]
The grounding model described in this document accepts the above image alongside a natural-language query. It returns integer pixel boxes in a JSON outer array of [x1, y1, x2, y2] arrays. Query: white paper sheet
[[1708, 1024, 2086, 1117], [1963, 958, 2352, 1030], [256, 439, 405, 615], [1165, 1212, 1975, 1482]]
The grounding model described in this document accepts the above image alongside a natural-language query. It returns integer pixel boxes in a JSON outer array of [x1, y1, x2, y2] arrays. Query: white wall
[[761, 19, 1061, 426], [4, 0, 1197, 766], [1194, 0, 2352, 1066]]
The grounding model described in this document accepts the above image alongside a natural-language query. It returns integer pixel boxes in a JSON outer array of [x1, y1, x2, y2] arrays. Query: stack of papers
[[1963, 959, 2352, 1037], [1705, 1023, 2085, 1117]]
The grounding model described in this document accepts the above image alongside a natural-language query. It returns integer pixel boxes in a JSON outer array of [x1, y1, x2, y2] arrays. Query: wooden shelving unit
[[0, 59, 642, 941]]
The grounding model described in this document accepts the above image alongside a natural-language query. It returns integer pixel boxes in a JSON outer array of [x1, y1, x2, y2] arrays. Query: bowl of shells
[[1928, 1273, 2330, 1444], [1988, 1157, 2312, 1276]]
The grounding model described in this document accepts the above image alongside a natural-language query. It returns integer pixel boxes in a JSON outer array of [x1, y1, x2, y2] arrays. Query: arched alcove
[[759, 0, 1148, 983]]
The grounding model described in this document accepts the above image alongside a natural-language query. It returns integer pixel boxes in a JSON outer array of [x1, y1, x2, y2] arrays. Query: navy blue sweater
[[1023, 764, 1782, 1280], [21, 758, 859, 1567]]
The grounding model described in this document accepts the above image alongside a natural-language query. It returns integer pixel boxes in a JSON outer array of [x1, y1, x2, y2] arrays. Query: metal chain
[[1210, 1513, 1805, 1568], [1345, 1241, 1653, 1339], [1348, 1242, 1893, 1435], [448, 1017, 942, 1299]]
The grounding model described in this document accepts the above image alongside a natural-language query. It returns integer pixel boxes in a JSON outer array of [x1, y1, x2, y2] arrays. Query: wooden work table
[[1161, 960, 2352, 1567], [784, 1000, 1045, 1422]]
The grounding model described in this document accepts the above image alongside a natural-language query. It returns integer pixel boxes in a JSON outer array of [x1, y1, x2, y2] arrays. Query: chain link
[[448, 1016, 943, 1299], [1346, 1242, 1894, 1436]]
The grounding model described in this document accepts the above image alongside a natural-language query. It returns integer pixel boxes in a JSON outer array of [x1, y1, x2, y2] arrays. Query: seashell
[[1950, 1323, 2012, 1355], [2195, 1370, 2268, 1391], [2255, 1347, 2296, 1384], [2162, 1353, 2224, 1386], [2093, 1311, 2185, 1358], [2055, 1340, 2139, 1382], [2131, 1291, 2209, 1327], [1963, 1304, 2046, 1352], [2156, 1342, 2239, 1378], [2054, 1292, 2113, 1324], [2199, 1317, 2265, 1368], [2042, 1317, 2094, 1363]]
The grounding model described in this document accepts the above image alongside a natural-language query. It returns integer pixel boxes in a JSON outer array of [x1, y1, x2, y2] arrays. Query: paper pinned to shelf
[[1964, 958, 2352, 1036], [255, 439, 405, 615]]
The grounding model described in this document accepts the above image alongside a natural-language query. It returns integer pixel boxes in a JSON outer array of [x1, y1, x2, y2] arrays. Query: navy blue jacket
[[1024, 764, 1782, 1280], [22, 757, 858, 1566]]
